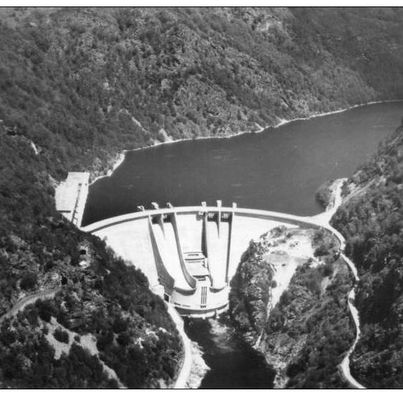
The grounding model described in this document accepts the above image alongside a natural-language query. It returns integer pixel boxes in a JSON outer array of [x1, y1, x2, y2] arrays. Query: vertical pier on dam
[[204, 201, 232, 290], [150, 216, 191, 290]]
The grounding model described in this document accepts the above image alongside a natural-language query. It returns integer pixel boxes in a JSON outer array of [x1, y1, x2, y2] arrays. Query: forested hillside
[[1, 7, 403, 387], [332, 124, 403, 388]]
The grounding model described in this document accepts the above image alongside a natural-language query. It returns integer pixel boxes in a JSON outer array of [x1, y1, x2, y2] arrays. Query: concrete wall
[[206, 219, 229, 289], [90, 216, 160, 287], [176, 213, 203, 253]]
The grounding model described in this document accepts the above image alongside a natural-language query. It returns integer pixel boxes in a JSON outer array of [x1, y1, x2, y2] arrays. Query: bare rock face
[[261, 334, 308, 388], [229, 240, 274, 339]]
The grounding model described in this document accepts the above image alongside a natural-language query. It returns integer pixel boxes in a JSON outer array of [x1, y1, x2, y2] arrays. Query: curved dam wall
[[82, 203, 327, 318]]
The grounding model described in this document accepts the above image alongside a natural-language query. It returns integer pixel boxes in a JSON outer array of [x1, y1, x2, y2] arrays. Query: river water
[[82, 101, 403, 388], [184, 314, 276, 388]]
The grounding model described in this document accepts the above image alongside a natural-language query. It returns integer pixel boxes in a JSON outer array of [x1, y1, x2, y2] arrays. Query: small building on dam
[[81, 201, 324, 318]]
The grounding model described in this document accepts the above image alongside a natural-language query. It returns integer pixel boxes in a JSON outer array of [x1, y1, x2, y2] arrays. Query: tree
[[20, 272, 37, 290], [54, 328, 69, 344]]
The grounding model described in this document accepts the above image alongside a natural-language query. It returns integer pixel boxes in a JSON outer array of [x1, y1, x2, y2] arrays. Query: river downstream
[[83, 101, 403, 388], [184, 314, 276, 388]]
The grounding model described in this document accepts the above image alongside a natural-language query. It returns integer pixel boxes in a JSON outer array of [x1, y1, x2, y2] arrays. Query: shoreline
[[271, 98, 403, 129], [90, 150, 127, 186], [131, 98, 403, 151], [129, 98, 403, 150]]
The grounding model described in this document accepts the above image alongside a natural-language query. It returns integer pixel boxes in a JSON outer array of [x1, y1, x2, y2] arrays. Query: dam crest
[[81, 201, 331, 318]]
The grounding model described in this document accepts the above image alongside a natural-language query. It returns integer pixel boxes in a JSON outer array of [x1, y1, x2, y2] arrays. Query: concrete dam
[[81, 201, 327, 318]]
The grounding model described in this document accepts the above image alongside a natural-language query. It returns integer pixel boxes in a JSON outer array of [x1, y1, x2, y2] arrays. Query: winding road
[[338, 256, 365, 389], [166, 303, 193, 388], [0, 287, 60, 325], [312, 179, 365, 389]]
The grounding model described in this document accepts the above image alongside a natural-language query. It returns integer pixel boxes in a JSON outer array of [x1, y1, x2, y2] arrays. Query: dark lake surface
[[82, 101, 403, 388], [83, 101, 403, 226]]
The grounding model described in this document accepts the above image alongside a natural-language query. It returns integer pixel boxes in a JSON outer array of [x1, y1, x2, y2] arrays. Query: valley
[[0, 7, 402, 389]]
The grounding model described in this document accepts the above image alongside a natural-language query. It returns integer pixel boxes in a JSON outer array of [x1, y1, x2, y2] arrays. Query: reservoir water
[[82, 101, 403, 388], [83, 101, 403, 225]]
